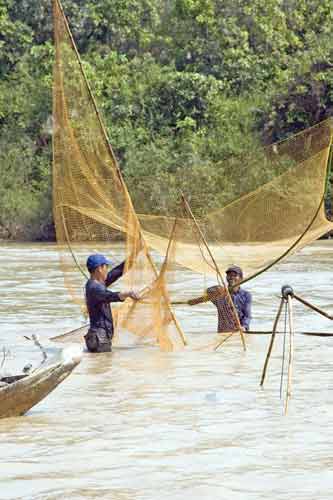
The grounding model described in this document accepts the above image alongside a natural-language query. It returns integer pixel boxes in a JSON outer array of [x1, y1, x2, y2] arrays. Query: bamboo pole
[[158, 217, 188, 346], [50, 323, 89, 343], [260, 297, 285, 387], [285, 295, 295, 415], [175, 292, 333, 324], [54, 0, 187, 349], [0, 347, 8, 370], [213, 332, 235, 351], [293, 293, 333, 320], [248, 330, 333, 336], [181, 193, 246, 352], [279, 301, 288, 399], [50, 324, 333, 344]]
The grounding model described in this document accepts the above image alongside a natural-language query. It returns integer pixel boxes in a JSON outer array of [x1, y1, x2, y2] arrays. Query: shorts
[[84, 328, 112, 353]]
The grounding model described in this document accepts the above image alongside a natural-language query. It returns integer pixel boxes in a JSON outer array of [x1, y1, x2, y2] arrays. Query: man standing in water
[[189, 265, 252, 332], [84, 254, 138, 353]]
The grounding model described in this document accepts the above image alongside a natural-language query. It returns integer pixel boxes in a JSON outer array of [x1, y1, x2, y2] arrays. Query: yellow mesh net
[[162, 216, 246, 347], [52, 0, 333, 345], [139, 121, 333, 281], [52, 0, 186, 351]]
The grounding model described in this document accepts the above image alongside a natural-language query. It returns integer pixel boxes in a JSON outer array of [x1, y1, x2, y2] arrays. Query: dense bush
[[1, 0, 333, 239]]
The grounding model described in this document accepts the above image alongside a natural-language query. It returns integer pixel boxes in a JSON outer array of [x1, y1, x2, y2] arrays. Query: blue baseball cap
[[86, 254, 111, 272], [226, 265, 243, 278]]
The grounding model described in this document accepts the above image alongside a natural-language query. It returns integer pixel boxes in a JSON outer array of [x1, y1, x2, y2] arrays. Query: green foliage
[[1, 0, 333, 239], [0, 133, 52, 239], [257, 59, 333, 143]]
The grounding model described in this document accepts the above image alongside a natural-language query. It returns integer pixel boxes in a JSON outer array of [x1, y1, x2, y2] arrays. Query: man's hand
[[119, 290, 140, 301]]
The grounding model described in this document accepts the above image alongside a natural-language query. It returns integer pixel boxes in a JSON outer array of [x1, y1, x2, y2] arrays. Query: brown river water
[[1, 242, 333, 500]]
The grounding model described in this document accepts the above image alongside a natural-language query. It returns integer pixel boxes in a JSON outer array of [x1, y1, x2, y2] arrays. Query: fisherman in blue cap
[[84, 254, 139, 352], [188, 265, 252, 332]]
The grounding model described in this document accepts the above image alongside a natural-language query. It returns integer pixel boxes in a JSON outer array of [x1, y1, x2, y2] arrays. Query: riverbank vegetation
[[1, 0, 333, 239]]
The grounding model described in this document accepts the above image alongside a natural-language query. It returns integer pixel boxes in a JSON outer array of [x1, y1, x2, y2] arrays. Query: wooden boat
[[0, 345, 82, 419]]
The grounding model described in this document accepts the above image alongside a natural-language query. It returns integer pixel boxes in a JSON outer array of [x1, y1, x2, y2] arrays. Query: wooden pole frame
[[293, 293, 333, 320], [260, 291, 296, 415], [260, 296, 285, 387], [285, 294, 295, 415]]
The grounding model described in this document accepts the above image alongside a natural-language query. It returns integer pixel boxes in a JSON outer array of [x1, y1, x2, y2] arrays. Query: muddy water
[[1, 242, 333, 500]]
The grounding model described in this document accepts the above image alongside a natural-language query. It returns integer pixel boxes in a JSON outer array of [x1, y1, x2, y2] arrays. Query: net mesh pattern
[[139, 122, 333, 280], [53, 0, 185, 351], [53, 0, 333, 344]]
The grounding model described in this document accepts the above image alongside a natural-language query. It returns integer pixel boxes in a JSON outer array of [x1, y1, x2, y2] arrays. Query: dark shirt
[[85, 261, 125, 338], [208, 286, 252, 332]]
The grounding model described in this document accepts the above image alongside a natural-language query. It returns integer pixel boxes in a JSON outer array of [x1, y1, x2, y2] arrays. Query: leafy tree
[[1, 0, 333, 238]]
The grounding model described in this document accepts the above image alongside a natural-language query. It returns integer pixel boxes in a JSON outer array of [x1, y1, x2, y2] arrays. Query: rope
[[280, 299, 288, 399]]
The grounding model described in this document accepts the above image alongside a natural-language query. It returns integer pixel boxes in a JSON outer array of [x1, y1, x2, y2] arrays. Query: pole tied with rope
[[260, 284, 333, 415]]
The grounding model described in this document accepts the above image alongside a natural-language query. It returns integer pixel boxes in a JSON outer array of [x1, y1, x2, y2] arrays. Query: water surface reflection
[[1, 242, 333, 500]]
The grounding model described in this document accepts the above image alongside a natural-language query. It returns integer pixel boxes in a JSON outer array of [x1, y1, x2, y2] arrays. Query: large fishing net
[[52, 0, 333, 345], [53, 0, 186, 351], [139, 121, 333, 282]]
